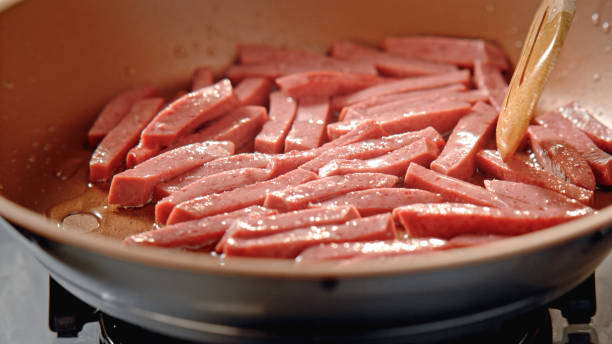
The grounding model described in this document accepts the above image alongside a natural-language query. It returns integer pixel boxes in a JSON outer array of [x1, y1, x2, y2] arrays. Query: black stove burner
[[49, 276, 599, 344], [96, 309, 552, 344]]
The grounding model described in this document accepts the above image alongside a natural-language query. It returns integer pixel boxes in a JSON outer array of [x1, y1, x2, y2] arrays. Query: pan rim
[[1, 195, 610, 279]]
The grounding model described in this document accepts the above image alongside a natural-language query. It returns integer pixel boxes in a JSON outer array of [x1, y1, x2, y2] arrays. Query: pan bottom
[[52, 276, 599, 344]]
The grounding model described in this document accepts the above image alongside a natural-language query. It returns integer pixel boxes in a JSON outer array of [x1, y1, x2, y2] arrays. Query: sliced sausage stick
[[108, 141, 234, 207]]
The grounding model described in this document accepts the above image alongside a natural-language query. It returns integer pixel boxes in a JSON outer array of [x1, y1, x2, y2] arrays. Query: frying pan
[[1, 0, 612, 342]]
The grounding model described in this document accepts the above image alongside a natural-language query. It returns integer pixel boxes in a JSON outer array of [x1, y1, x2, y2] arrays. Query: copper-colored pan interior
[[0, 0, 611, 277]]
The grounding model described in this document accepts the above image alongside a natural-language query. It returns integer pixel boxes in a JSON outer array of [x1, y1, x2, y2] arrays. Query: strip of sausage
[[473, 60, 507, 111], [327, 100, 471, 139], [296, 238, 449, 262], [393, 202, 587, 239], [263, 172, 398, 212], [223, 214, 396, 258], [556, 101, 612, 153], [226, 60, 377, 82], [475, 149, 594, 205], [319, 120, 387, 150], [125, 143, 160, 169], [154, 153, 272, 199], [108, 141, 235, 207], [404, 163, 517, 208], [345, 90, 487, 121], [276, 71, 388, 98], [155, 168, 272, 224], [528, 125, 596, 190], [124, 206, 275, 249], [430, 101, 498, 180], [284, 96, 330, 151], [330, 40, 458, 77], [312, 188, 444, 216], [168, 106, 268, 151], [303, 127, 445, 172], [483, 180, 594, 214], [330, 70, 470, 110], [192, 67, 214, 90], [215, 205, 360, 252], [254, 91, 298, 154], [139, 79, 239, 149], [234, 77, 273, 106], [534, 109, 612, 186], [265, 120, 388, 176], [318, 138, 440, 177], [167, 168, 318, 224], [338, 84, 466, 121], [382, 36, 509, 70], [89, 97, 164, 182], [88, 84, 158, 146]]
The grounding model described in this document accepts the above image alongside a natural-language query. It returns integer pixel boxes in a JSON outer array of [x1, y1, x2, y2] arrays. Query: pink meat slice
[[393, 202, 585, 239], [89, 97, 164, 182], [473, 60, 507, 111], [327, 100, 471, 139], [254, 91, 298, 154], [125, 143, 160, 169], [430, 101, 498, 180], [330, 40, 458, 77], [447, 234, 509, 248], [346, 90, 487, 121], [276, 71, 388, 99], [404, 163, 517, 208], [330, 69, 470, 111], [534, 109, 612, 185], [382, 36, 509, 70], [139, 79, 239, 148], [320, 120, 387, 149], [475, 149, 594, 205], [168, 106, 268, 151], [167, 169, 318, 224], [318, 138, 440, 177], [88, 84, 158, 147], [215, 205, 360, 252], [303, 127, 445, 172], [225, 60, 377, 82], [263, 172, 398, 212], [296, 238, 449, 262], [192, 66, 214, 90], [265, 121, 388, 176], [223, 214, 396, 258], [108, 141, 234, 207], [236, 43, 375, 75], [312, 188, 444, 216], [556, 101, 612, 153], [154, 153, 272, 199], [124, 206, 275, 249], [155, 168, 272, 224], [284, 96, 330, 151], [338, 84, 467, 121], [528, 125, 596, 190], [266, 150, 319, 177], [483, 180, 594, 215], [234, 77, 273, 106]]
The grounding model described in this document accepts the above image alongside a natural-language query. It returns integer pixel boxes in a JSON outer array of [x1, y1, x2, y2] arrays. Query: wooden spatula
[[496, 0, 576, 161]]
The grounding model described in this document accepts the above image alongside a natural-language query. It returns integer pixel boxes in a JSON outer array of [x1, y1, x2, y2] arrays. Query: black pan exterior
[[3, 217, 610, 343]]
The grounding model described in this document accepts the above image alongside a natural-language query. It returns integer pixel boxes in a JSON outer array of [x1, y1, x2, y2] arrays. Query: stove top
[[1, 226, 611, 343]]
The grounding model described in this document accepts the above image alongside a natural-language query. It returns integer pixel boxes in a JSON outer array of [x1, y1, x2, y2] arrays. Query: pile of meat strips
[[86, 36, 611, 262]]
